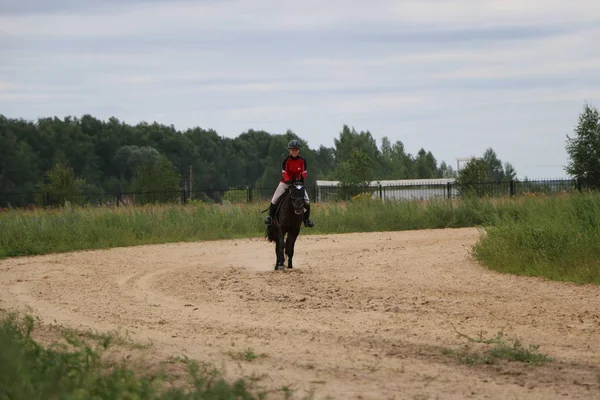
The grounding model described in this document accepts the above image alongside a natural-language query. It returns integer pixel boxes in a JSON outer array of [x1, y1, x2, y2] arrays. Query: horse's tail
[[265, 221, 279, 242], [266, 220, 280, 242]]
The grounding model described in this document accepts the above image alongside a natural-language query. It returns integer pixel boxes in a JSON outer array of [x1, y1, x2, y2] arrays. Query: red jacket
[[281, 156, 307, 183]]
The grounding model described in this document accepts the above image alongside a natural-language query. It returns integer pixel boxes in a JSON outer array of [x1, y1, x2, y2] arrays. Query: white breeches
[[271, 182, 310, 205]]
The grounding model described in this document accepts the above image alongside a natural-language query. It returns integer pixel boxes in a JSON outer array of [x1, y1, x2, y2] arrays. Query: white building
[[315, 179, 458, 202]]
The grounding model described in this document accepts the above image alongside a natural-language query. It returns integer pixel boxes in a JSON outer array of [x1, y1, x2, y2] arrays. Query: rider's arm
[[301, 157, 307, 180], [281, 157, 291, 182]]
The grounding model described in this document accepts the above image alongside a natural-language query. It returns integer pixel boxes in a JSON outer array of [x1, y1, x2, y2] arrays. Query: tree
[[415, 148, 439, 178], [41, 163, 86, 205], [482, 148, 505, 181], [130, 155, 181, 203], [0, 114, 461, 201], [333, 125, 380, 165], [335, 150, 375, 199], [565, 103, 600, 189], [379, 137, 414, 178], [439, 161, 456, 178], [114, 145, 161, 182], [503, 162, 517, 181], [455, 158, 491, 197]]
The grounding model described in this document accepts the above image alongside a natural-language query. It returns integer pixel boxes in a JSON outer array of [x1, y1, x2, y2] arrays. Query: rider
[[264, 139, 314, 228]]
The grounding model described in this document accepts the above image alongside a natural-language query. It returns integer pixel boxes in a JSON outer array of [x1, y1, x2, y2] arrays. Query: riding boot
[[303, 203, 314, 228], [264, 202, 277, 225]]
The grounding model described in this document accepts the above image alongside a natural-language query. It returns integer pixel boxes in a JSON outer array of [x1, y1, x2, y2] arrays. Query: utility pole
[[189, 165, 193, 200]]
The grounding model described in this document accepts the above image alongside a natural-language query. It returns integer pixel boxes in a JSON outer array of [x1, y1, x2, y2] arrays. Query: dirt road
[[1, 228, 599, 399]]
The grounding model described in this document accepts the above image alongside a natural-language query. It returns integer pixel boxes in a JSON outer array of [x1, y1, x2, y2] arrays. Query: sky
[[1, 0, 600, 179]]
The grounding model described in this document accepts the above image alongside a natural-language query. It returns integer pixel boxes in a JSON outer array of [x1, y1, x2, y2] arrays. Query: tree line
[[0, 113, 521, 198]]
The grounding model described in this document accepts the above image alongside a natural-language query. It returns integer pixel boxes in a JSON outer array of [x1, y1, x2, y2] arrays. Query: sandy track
[[1, 228, 599, 399]]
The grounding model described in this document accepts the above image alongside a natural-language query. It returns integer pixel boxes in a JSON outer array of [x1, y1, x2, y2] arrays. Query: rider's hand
[[285, 180, 293, 185]]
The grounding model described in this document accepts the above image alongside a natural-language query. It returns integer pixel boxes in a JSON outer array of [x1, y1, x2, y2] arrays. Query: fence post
[[577, 178, 582, 192], [313, 183, 318, 203], [509, 180, 515, 196], [378, 184, 382, 200], [180, 189, 186, 204], [116, 192, 121, 207], [447, 182, 451, 199], [247, 187, 253, 203]]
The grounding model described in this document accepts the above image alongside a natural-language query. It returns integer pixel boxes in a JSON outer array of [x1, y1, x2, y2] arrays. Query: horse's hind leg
[[285, 228, 300, 269]]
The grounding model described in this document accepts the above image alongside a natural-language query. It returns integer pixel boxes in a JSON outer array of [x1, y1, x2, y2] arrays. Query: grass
[[441, 326, 552, 366], [0, 312, 296, 400], [0, 201, 267, 258], [227, 348, 267, 362], [0, 196, 517, 259], [2, 192, 600, 285], [473, 192, 600, 284]]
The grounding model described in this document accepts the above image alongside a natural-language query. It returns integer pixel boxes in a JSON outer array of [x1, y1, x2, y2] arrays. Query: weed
[[227, 348, 266, 362], [442, 325, 552, 366], [0, 313, 273, 399]]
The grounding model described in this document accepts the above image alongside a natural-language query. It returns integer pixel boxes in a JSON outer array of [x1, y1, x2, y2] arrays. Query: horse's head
[[289, 181, 306, 215]]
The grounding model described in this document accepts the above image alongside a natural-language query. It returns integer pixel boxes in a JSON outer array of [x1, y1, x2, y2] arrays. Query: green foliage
[[456, 149, 518, 197], [335, 150, 376, 199], [333, 125, 380, 165], [3, 193, 600, 286], [565, 102, 600, 189], [130, 155, 182, 203], [0, 196, 512, 258], [114, 145, 161, 181], [438, 161, 456, 179], [473, 192, 600, 284], [41, 163, 86, 206], [442, 327, 552, 366], [0, 313, 267, 399], [456, 158, 491, 197], [0, 203, 266, 258], [414, 148, 440, 179], [0, 114, 479, 203]]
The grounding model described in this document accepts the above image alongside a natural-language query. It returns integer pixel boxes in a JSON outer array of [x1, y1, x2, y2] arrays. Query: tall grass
[[473, 192, 600, 284], [3, 194, 600, 285], [0, 202, 265, 258], [1, 197, 518, 258]]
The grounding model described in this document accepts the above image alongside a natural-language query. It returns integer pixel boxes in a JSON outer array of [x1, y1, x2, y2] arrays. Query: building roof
[[315, 178, 456, 187]]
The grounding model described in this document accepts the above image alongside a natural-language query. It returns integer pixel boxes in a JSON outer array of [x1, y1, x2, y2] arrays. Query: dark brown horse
[[265, 180, 306, 270]]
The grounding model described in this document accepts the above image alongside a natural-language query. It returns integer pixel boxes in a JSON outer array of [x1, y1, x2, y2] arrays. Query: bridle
[[289, 182, 305, 214]]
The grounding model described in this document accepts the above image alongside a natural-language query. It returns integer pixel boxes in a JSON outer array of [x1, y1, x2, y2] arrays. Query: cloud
[[2, 0, 599, 37], [1, 0, 599, 179]]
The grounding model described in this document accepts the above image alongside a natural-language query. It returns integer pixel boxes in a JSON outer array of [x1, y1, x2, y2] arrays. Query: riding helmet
[[288, 139, 302, 149]]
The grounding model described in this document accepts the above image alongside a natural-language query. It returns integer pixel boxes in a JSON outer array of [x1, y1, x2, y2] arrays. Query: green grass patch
[[473, 192, 600, 284], [0, 313, 294, 399], [3, 193, 600, 286], [226, 348, 267, 362], [0, 197, 520, 258], [441, 326, 552, 366]]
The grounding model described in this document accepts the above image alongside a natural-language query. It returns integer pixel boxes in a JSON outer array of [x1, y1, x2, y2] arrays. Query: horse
[[265, 180, 306, 270]]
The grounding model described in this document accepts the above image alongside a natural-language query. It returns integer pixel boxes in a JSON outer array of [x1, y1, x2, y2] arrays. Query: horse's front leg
[[285, 227, 300, 269], [275, 233, 285, 270]]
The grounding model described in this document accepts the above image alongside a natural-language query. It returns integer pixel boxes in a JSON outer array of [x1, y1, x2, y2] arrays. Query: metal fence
[[0, 178, 586, 209]]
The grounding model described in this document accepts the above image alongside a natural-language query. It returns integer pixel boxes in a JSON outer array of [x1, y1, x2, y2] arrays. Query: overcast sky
[[1, 0, 599, 178]]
